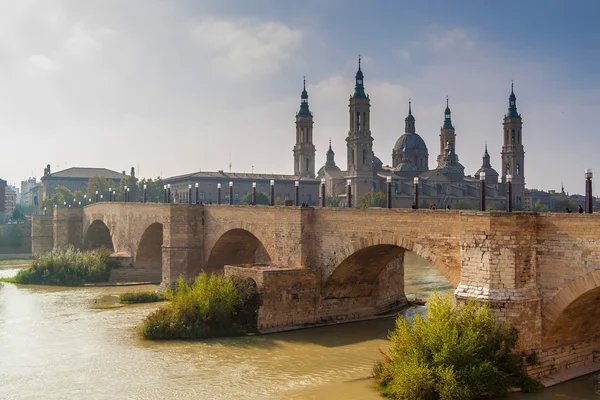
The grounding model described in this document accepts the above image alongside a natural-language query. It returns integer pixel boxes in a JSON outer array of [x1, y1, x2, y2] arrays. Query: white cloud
[[28, 54, 60, 71], [188, 18, 302, 78], [424, 27, 475, 53]]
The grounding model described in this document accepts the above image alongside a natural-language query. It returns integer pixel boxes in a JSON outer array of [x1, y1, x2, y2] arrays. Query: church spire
[[482, 143, 491, 168], [443, 96, 453, 129], [298, 77, 311, 116], [507, 81, 519, 118], [353, 55, 366, 98], [405, 99, 416, 133], [326, 138, 335, 166]]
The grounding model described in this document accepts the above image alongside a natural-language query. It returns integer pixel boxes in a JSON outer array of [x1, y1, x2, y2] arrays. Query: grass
[[119, 291, 165, 304], [0, 247, 115, 286], [141, 273, 260, 340], [0, 259, 33, 268]]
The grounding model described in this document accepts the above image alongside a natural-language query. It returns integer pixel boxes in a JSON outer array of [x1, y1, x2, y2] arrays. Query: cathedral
[[295, 59, 526, 209]]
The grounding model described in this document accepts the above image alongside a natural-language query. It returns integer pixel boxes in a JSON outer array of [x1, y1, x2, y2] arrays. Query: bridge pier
[[31, 215, 54, 255], [53, 208, 84, 251]]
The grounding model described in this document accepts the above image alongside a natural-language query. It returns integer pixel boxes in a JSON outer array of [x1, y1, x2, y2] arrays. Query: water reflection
[[0, 253, 597, 399]]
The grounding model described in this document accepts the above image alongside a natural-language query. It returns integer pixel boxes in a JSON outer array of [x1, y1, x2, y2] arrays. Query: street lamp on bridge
[[480, 171, 486, 212], [506, 174, 512, 212], [270, 180, 275, 206], [387, 176, 392, 209], [346, 179, 352, 208], [585, 169, 593, 213], [295, 181, 300, 206], [413, 177, 419, 209], [252, 182, 257, 205], [217, 183, 222, 205], [229, 181, 233, 205], [321, 178, 326, 207]]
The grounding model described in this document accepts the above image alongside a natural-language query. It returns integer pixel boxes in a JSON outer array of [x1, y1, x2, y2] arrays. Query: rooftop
[[164, 170, 319, 183], [42, 167, 129, 180]]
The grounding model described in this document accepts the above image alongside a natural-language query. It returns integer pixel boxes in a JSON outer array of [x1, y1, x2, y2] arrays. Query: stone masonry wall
[[32, 216, 53, 255]]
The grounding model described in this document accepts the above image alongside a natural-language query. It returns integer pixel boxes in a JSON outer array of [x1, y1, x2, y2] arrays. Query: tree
[[374, 292, 540, 399], [358, 190, 387, 208], [136, 177, 164, 202], [552, 198, 578, 213], [485, 204, 496, 211], [40, 185, 83, 210], [12, 205, 26, 222], [532, 200, 548, 212], [86, 176, 117, 201], [240, 191, 270, 205], [326, 195, 341, 207]]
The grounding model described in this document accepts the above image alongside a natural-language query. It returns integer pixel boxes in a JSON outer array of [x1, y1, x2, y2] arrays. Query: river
[[0, 253, 598, 399]]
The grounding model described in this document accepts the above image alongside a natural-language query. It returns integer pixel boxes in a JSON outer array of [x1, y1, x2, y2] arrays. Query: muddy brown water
[[0, 254, 598, 399]]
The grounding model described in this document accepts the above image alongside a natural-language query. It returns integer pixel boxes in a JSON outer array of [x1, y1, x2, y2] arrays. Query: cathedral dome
[[393, 132, 428, 154]]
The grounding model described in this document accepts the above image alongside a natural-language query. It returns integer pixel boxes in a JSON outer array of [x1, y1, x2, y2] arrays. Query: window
[[305, 159, 309, 172], [356, 112, 361, 131], [511, 129, 515, 144], [517, 164, 520, 176], [362, 149, 366, 164], [350, 149, 354, 165]]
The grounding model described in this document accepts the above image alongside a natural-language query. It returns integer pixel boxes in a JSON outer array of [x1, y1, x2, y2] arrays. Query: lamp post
[[480, 171, 486, 211], [346, 179, 352, 208], [585, 169, 593, 213], [163, 185, 167, 203], [167, 184, 171, 204], [321, 178, 326, 207], [100, 195, 103, 202], [217, 183, 222, 205], [295, 181, 300, 206], [127, 187, 131, 202], [95, 190, 99, 203], [188, 184, 192, 204], [270, 180, 275, 206], [113, 191, 116, 203], [109, 187, 112, 202], [43, 207, 47, 216], [143, 184, 147, 203], [413, 177, 419, 209], [83, 194, 87, 205], [229, 181, 233, 205], [506, 174, 512, 212], [124, 186, 128, 202], [252, 182, 257, 205], [387, 176, 392, 209], [195, 183, 199, 204], [64, 201, 67, 208]]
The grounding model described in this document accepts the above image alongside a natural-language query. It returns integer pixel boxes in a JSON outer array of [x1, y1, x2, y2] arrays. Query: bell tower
[[293, 78, 316, 178], [437, 97, 456, 167], [501, 82, 525, 208], [345, 56, 373, 201]]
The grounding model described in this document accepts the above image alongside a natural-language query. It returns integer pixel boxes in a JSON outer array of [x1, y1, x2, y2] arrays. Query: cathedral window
[[306, 159, 309, 172], [356, 112, 361, 131], [517, 164, 520, 176], [511, 129, 515, 144], [362, 149, 366, 164]]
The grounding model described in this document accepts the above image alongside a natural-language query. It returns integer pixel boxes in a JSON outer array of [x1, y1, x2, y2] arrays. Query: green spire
[[353, 55, 367, 98], [298, 77, 311, 116], [507, 81, 519, 118], [443, 96, 453, 129]]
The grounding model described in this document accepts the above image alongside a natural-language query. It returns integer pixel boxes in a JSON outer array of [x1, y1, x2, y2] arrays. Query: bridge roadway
[[32, 203, 600, 379]]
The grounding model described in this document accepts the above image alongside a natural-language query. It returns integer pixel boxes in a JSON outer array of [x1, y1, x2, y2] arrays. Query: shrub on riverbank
[[3, 247, 113, 286], [373, 292, 539, 399], [120, 291, 165, 304], [141, 273, 260, 340]]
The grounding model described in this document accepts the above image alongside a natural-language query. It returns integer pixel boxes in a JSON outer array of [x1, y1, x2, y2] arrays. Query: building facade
[[0, 178, 6, 222], [317, 61, 524, 210], [40, 165, 131, 200], [4, 186, 16, 222]]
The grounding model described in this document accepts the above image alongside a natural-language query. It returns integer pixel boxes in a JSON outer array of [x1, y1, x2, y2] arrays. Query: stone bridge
[[32, 203, 600, 379]]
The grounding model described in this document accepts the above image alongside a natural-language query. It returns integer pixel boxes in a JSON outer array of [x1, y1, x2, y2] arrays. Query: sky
[[1, 0, 599, 195]]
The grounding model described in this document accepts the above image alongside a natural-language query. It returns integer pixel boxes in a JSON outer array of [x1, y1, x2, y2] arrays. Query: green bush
[[6, 247, 114, 286], [373, 292, 539, 399], [141, 273, 260, 340], [120, 291, 165, 304]]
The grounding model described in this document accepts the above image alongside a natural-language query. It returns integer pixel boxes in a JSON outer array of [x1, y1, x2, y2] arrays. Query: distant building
[[40, 165, 132, 200], [20, 177, 40, 207], [5, 186, 16, 222], [0, 178, 6, 222], [316, 60, 522, 210], [163, 171, 319, 205]]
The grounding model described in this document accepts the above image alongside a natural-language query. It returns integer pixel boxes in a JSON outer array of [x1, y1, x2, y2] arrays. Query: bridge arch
[[135, 223, 163, 271], [205, 228, 272, 275], [83, 220, 115, 252], [542, 270, 600, 347], [324, 234, 460, 288]]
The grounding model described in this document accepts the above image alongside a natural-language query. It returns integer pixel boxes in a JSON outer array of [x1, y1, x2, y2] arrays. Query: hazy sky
[[1, 0, 599, 195]]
